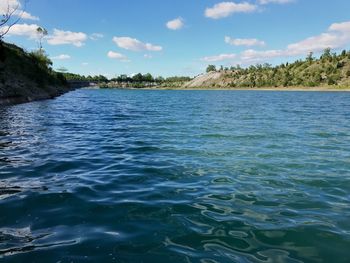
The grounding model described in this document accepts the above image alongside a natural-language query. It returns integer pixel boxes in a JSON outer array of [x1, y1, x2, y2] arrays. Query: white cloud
[[225, 36, 265, 47], [0, 0, 17, 14], [1, 23, 40, 39], [52, 54, 71, 60], [205, 2, 257, 19], [107, 51, 130, 62], [144, 54, 153, 59], [90, 33, 104, 40], [258, 0, 294, 4], [202, 20, 350, 65], [47, 29, 87, 47], [82, 62, 89, 66], [166, 17, 184, 30], [0, 0, 39, 21], [18, 11, 39, 21], [328, 21, 350, 33], [239, 49, 283, 63], [112, 36, 162, 52], [284, 21, 350, 56], [285, 34, 338, 56], [201, 53, 236, 62]]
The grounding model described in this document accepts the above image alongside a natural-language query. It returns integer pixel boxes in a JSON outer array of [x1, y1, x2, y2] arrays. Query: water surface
[[1, 89, 350, 262]]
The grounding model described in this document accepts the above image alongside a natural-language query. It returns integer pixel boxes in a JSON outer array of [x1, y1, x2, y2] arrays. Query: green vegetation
[[62, 72, 108, 82], [111, 73, 156, 83], [63, 72, 192, 88], [206, 65, 217, 73], [205, 49, 350, 88], [0, 42, 67, 87], [1, 5, 71, 104], [62, 49, 350, 90], [0, 42, 69, 104], [156, 76, 192, 88]]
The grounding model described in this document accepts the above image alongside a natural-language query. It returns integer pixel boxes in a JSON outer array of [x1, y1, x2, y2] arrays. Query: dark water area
[[0, 89, 350, 262]]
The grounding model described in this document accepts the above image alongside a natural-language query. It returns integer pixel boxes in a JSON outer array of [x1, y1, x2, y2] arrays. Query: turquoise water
[[1, 89, 350, 262]]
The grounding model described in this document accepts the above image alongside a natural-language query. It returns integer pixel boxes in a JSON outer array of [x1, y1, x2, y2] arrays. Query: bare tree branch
[[0, 0, 27, 39]]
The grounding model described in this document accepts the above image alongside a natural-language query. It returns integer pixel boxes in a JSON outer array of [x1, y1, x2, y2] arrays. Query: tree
[[36, 27, 48, 51], [115, 74, 126, 82], [0, 0, 25, 40], [132, 73, 143, 82], [283, 70, 292, 87], [306, 52, 314, 63], [155, 76, 164, 83], [321, 48, 332, 60], [206, 65, 216, 73], [263, 63, 272, 69], [341, 50, 346, 57], [97, 75, 108, 82], [143, 73, 154, 82]]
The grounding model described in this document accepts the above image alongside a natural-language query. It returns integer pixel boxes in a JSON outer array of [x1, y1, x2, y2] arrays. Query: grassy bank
[[184, 49, 350, 89], [149, 86, 350, 91], [0, 42, 71, 105]]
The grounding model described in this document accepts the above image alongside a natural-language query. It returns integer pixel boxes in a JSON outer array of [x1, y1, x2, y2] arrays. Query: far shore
[[106, 86, 350, 92]]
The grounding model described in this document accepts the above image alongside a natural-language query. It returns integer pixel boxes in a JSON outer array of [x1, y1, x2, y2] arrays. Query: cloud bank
[[107, 51, 130, 62], [225, 36, 265, 47], [47, 29, 87, 47], [113, 37, 162, 52], [205, 2, 258, 19], [202, 21, 350, 64]]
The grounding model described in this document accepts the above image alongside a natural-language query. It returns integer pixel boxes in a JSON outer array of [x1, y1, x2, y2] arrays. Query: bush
[[206, 65, 216, 73], [55, 72, 68, 85], [30, 50, 53, 70], [328, 77, 336, 85]]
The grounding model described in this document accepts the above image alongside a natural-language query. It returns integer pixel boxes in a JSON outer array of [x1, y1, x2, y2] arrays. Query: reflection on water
[[0, 89, 350, 262], [0, 226, 77, 258]]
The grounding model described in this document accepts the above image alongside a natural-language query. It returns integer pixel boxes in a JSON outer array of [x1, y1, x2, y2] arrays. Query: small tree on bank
[[306, 52, 314, 64], [36, 27, 48, 51], [206, 65, 216, 73]]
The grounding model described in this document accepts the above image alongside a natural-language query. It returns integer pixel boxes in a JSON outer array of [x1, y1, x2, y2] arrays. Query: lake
[[1, 89, 350, 262]]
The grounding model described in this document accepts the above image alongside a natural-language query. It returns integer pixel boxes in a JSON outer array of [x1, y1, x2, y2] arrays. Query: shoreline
[[138, 86, 350, 92], [0, 86, 76, 106]]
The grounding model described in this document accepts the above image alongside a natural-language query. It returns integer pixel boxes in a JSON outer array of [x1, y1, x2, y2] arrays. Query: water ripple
[[0, 89, 350, 262]]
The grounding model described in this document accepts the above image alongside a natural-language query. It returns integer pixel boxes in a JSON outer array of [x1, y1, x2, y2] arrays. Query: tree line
[[61, 72, 192, 85]]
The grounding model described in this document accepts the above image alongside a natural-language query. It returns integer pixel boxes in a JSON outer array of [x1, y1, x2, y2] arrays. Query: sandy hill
[[183, 50, 350, 89]]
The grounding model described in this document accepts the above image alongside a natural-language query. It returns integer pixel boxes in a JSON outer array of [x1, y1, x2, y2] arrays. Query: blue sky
[[1, 0, 350, 77]]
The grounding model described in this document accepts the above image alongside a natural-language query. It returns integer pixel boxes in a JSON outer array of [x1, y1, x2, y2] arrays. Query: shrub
[[30, 50, 53, 70]]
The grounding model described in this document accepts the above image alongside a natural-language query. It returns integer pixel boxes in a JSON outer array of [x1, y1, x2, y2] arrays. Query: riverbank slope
[[0, 42, 72, 106], [182, 50, 350, 90]]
